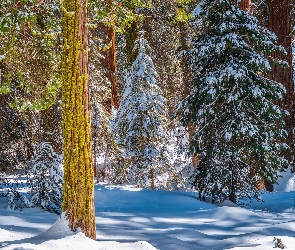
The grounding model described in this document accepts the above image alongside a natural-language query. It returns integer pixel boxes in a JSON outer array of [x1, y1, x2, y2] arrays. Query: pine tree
[[0, 92, 28, 172], [176, 0, 289, 203], [28, 142, 63, 214], [0, 0, 63, 171], [112, 35, 176, 189]]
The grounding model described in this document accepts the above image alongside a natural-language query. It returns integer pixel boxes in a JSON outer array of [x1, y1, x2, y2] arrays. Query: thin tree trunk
[[179, 21, 199, 168], [229, 163, 237, 203], [61, 0, 96, 239], [108, 26, 119, 109], [150, 168, 155, 190], [98, 1, 120, 182], [93, 139, 97, 178], [101, 22, 119, 110], [268, 0, 294, 166]]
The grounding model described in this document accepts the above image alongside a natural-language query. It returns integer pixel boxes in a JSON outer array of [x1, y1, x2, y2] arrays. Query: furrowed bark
[[61, 0, 96, 239]]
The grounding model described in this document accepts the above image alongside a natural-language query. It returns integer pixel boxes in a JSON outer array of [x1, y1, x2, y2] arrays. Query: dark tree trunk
[[125, 20, 139, 67], [229, 164, 237, 203], [239, 0, 251, 12], [101, 21, 119, 110], [108, 26, 119, 109], [268, 0, 294, 166], [179, 21, 199, 168], [97, 0, 119, 182]]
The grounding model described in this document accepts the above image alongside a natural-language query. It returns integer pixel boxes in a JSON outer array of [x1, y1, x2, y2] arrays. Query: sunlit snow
[[1, 175, 295, 249]]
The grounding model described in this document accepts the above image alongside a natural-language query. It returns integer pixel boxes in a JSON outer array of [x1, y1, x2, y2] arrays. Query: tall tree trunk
[[179, 21, 198, 168], [239, 0, 251, 12], [99, 0, 119, 181], [108, 26, 119, 109], [268, 0, 294, 167], [125, 20, 139, 67], [61, 0, 96, 239], [101, 15, 119, 110], [100, 24, 120, 113]]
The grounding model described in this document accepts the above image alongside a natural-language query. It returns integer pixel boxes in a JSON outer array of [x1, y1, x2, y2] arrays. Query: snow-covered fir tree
[[28, 142, 63, 214], [176, 0, 290, 203], [112, 34, 180, 189]]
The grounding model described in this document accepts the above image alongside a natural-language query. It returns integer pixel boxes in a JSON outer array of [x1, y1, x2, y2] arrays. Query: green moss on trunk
[[61, 0, 96, 240]]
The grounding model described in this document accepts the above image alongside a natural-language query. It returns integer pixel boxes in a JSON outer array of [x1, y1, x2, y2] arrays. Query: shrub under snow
[[28, 142, 63, 214]]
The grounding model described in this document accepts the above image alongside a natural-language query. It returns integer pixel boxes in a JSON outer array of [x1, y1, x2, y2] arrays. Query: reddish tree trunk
[[268, 0, 294, 165], [101, 24, 119, 110], [98, 1, 120, 183], [239, 0, 251, 12], [62, 0, 96, 239]]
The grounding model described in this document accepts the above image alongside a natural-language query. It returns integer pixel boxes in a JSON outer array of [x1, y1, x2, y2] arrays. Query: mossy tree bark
[[61, 0, 96, 239], [268, 0, 294, 167]]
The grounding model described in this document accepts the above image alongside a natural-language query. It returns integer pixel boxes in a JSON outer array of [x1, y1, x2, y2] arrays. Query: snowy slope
[[0, 212, 155, 250], [273, 167, 295, 192], [1, 185, 295, 249]]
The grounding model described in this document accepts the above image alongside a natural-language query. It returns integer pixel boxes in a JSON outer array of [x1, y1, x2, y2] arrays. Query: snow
[[1, 183, 295, 249], [193, 1, 203, 17], [273, 167, 295, 192], [0, 194, 156, 250]]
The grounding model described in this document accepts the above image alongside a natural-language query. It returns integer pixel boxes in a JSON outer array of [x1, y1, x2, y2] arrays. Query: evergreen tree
[[28, 142, 63, 214], [176, 0, 289, 203], [112, 35, 177, 189], [0, 92, 28, 172]]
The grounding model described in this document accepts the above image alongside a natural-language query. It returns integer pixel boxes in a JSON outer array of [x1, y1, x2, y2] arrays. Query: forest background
[[0, 0, 294, 240]]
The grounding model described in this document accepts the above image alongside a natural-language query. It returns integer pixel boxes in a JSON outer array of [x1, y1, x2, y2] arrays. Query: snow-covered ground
[[1, 171, 295, 249]]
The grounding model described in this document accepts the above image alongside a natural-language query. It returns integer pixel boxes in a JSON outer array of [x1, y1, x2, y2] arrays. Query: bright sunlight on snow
[[1, 171, 295, 250]]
